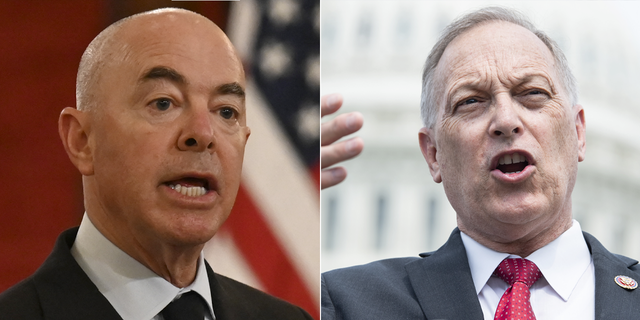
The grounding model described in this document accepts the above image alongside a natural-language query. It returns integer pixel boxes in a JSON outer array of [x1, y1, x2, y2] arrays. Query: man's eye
[[459, 98, 478, 106], [525, 89, 551, 97], [220, 107, 236, 119], [154, 99, 172, 111]]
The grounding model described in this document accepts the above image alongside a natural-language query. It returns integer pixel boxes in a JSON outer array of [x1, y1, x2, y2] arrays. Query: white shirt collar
[[461, 219, 592, 301], [70, 214, 215, 320]]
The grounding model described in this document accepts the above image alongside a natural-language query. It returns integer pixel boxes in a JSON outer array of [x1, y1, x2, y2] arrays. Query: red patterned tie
[[493, 258, 542, 320]]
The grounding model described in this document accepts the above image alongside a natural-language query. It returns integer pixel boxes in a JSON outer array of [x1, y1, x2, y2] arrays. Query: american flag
[[204, 0, 320, 318]]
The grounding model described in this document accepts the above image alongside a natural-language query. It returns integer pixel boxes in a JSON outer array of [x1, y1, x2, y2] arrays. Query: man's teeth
[[498, 152, 526, 165], [169, 184, 207, 197]]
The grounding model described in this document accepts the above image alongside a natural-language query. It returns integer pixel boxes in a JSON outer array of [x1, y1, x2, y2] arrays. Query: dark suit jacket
[[0, 228, 313, 320], [322, 228, 640, 320]]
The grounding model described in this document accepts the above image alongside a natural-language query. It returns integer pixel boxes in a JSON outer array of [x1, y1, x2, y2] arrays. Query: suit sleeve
[[0, 278, 44, 320], [321, 274, 336, 320]]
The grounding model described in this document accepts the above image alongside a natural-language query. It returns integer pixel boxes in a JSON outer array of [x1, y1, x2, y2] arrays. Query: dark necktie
[[493, 258, 542, 320], [160, 291, 207, 320]]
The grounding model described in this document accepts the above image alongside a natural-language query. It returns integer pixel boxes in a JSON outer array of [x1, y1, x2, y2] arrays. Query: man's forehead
[[437, 21, 555, 81], [109, 9, 230, 56], [123, 9, 212, 32], [109, 12, 243, 79], [87, 10, 245, 108]]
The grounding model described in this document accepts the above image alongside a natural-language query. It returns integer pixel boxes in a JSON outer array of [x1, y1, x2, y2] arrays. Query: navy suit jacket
[[322, 228, 640, 320], [0, 228, 313, 320]]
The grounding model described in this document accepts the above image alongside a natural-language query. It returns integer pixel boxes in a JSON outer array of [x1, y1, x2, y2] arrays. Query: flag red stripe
[[309, 160, 321, 193], [225, 185, 319, 319]]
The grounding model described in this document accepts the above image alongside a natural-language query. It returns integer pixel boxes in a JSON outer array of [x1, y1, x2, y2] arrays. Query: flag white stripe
[[227, 0, 259, 62], [241, 80, 320, 300], [227, 0, 319, 302], [204, 229, 265, 291]]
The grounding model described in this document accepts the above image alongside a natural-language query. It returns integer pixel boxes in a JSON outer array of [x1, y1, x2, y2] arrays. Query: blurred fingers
[[321, 112, 363, 146], [321, 93, 343, 117], [321, 136, 364, 169], [321, 167, 348, 189]]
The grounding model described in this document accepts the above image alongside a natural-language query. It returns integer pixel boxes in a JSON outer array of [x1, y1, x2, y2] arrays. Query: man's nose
[[488, 95, 523, 138], [177, 104, 215, 152]]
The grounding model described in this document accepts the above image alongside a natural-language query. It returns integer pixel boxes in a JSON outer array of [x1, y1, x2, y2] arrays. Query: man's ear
[[244, 126, 251, 144], [574, 105, 586, 162], [58, 107, 94, 176], [418, 127, 442, 183]]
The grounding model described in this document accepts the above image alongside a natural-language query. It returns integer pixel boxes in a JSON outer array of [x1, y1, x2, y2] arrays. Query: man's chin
[[163, 227, 218, 247], [461, 203, 546, 233], [157, 213, 227, 247]]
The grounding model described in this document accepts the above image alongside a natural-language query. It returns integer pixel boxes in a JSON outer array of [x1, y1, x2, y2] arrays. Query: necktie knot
[[494, 258, 541, 288], [493, 258, 541, 320], [161, 291, 207, 320]]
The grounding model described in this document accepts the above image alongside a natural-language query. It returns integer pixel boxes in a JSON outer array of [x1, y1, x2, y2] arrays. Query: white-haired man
[[321, 7, 640, 319]]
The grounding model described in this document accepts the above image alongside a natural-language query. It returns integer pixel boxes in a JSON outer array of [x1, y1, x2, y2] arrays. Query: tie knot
[[161, 291, 207, 320], [494, 258, 541, 288]]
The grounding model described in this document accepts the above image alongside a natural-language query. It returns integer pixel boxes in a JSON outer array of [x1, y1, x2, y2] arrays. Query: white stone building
[[321, 0, 640, 272]]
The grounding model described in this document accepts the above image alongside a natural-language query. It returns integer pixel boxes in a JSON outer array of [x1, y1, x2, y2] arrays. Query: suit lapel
[[206, 262, 249, 320], [584, 232, 640, 320], [405, 228, 483, 320], [33, 228, 123, 320]]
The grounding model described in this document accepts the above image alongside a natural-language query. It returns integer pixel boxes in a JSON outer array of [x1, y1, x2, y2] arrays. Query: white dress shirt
[[460, 220, 595, 320], [70, 214, 215, 320]]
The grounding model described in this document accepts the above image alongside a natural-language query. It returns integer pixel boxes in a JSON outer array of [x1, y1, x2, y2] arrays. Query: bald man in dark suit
[[0, 8, 311, 320]]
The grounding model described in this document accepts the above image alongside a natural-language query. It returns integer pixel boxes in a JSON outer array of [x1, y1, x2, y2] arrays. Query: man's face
[[87, 14, 249, 246], [420, 21, 586, 245]]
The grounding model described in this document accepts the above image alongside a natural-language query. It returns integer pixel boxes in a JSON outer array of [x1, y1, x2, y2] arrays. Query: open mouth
[[165, 177, 210, 197], [496, 152, 529, 174]]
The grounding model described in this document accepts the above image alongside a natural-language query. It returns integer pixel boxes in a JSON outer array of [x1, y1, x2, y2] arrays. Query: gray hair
[[420, 7, 577, 128]]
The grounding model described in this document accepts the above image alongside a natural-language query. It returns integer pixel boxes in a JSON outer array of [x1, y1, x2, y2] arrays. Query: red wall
[[0, 1, 106, 291]]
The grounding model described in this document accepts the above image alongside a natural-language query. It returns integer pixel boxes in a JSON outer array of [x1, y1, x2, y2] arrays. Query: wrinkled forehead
[[436, 21, 557, 92]]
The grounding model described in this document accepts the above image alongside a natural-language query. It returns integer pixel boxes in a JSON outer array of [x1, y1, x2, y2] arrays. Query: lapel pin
[[614, 275, 638, 290]]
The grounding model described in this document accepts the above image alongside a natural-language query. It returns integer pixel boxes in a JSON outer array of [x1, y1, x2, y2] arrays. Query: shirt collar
[[460, 230, 509, 295], [70, 214, 215, 320], [461, 219, 592, 301]]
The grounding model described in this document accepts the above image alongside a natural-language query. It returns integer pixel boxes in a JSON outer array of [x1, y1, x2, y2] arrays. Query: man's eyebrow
[[518, 74, 556, 92], [217, 82, 245, 98], [139, 68, 244, 97], [139, 66, 187, 85]]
